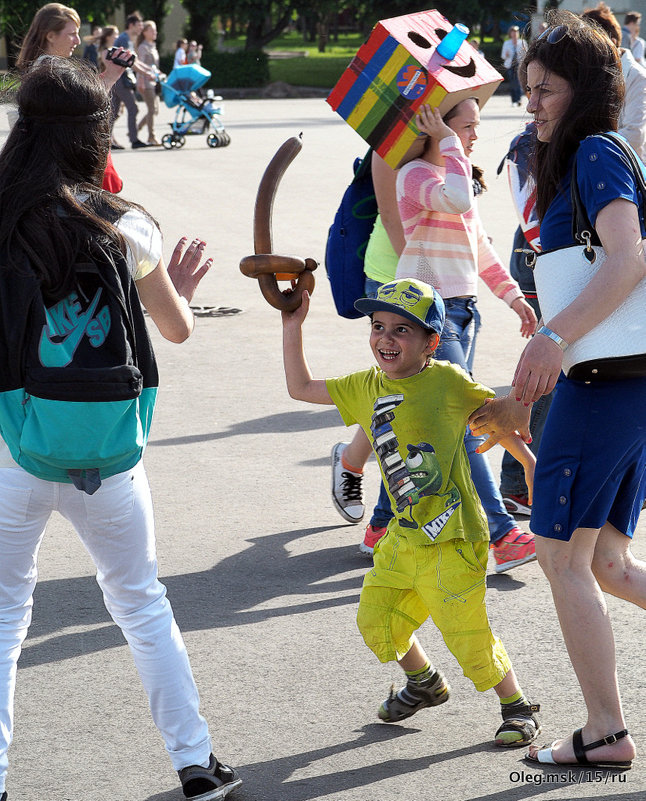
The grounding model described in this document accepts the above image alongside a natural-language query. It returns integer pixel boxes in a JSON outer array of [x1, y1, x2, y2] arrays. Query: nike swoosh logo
[[38, 289, 103, 368]]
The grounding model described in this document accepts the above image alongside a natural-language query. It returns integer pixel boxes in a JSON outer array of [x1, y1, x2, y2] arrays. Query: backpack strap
[[351, 148, 373, 185], [570, 132, 646, 246]]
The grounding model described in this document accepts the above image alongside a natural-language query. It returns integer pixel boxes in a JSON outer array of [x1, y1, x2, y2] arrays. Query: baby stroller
[[159, 64, 231, 149]]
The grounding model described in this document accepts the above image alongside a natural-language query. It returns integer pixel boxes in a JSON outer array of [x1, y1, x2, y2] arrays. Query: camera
[[106, 47, 135, 68]]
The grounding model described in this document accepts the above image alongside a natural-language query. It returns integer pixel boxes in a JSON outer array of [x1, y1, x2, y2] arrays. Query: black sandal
[[526, 727, 632, 770], [495, 702, 541, 747]]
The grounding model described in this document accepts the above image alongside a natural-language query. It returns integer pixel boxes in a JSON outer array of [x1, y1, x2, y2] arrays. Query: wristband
[[537, 325, 568, 351]]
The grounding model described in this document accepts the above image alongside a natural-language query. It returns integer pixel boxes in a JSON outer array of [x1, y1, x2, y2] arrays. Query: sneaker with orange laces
[[360, 524, 387, 555], [491, 527, 537, 573]]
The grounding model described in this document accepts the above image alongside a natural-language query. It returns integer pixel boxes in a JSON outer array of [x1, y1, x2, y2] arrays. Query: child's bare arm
[[281, 289, 333, 404], [497, 433, 536, 504]]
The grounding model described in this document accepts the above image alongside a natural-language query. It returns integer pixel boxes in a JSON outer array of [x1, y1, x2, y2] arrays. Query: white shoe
[[330, 442, 365, 523]]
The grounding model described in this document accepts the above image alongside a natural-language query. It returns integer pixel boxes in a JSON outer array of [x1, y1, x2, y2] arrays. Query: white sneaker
[[330, 442, 365, 523]]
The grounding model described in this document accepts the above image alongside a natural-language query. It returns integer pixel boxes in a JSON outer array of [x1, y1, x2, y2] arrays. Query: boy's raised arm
[[281, 290, 333, 405]]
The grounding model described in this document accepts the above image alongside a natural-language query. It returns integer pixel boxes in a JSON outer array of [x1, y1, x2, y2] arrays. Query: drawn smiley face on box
[[327, 9, 503, 168]]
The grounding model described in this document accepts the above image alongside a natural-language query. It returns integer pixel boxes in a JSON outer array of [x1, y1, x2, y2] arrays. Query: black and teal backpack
[[0, 236, 159, 494]]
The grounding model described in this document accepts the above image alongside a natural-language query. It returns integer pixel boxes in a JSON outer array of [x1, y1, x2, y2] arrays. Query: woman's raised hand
[[167, 237, 213, 303]]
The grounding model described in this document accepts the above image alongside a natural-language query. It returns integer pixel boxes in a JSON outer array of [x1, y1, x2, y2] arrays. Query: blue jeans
[[507, 66, 522, 104], [434, 298, 517, 543]]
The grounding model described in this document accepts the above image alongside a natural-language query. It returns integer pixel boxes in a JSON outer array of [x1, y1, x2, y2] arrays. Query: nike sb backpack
[[0, 236, 159, 494]]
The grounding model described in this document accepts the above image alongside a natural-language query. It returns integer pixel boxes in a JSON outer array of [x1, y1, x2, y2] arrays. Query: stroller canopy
[[162, 64, 212, 108]]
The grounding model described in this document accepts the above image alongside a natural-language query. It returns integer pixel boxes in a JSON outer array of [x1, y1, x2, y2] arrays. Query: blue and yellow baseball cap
[[354, 278, 445, 335]]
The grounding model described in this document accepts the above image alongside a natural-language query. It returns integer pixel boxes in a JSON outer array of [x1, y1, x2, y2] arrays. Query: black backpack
[[0, 236, 159, 493]]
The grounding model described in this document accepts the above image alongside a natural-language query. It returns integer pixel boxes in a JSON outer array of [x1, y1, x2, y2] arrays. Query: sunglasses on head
[[537, 24, 568, 44]]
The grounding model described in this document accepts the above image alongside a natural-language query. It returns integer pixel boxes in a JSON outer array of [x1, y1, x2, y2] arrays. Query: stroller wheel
[[207, 131, 231, 148], [162, 134, 174, 150], [178, 135, 186, 147]]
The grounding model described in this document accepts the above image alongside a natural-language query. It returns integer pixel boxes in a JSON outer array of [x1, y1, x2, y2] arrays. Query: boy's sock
[[398, 662, 441, 706], [378, 662, 450, 722], [341, 451, 363, 475], [496, 689, 541, 747], [500, 690, 525, 706]]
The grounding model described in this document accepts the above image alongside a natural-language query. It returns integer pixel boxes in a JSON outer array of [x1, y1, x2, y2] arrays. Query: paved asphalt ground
[[1, 92, 645, 801]]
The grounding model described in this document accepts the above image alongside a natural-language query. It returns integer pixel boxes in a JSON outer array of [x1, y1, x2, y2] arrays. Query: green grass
[[222, 29, 503, 88], [268, 55, 353, 87], [225, 30, 363, 88]]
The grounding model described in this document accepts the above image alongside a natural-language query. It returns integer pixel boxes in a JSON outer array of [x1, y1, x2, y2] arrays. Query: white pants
[[0, 462, 211, 791]]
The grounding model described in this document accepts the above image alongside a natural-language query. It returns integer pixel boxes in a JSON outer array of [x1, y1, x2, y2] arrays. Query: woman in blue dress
[[470, 11, 646, 770]]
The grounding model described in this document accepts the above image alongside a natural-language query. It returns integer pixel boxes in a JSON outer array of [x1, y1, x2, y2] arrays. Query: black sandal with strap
[[526, 727, 633, 770], [495, 702, 541, 747], [572, 727, 633, 769]]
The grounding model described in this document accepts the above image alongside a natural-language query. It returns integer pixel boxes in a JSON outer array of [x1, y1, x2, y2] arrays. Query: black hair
[[519, 10, 623, 219], [0, 58, 152, 300]]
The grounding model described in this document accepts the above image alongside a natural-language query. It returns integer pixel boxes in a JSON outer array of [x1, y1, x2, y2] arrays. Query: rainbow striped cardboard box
[[327, 10, 504, 168]]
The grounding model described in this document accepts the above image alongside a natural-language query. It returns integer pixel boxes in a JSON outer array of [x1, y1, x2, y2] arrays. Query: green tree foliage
[[135, 0, 175, 48]]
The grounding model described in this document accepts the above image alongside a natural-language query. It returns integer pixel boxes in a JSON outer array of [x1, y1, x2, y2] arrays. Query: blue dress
[[531, 135, 646, 541]]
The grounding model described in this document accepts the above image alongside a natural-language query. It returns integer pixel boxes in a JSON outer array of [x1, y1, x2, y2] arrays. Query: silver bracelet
[[537, 325, 568, 351]]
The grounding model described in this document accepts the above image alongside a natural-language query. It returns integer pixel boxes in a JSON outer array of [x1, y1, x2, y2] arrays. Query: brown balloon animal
[[239, 134, 317, 312]]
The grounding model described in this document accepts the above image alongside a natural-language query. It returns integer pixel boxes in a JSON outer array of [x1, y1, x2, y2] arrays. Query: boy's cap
[[354, 278, 445, 334]]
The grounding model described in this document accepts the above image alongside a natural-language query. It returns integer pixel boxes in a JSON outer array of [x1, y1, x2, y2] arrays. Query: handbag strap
[[570, 132, 646, 246]]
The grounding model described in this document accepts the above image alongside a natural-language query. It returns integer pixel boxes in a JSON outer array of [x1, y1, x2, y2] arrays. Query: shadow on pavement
[[148, 408, 343, 448], [20, 525, 364, 669], [144, 726, 491, 801]]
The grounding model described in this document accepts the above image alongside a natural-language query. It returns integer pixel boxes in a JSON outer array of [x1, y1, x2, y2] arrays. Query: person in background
[[15, 3, 126, 192], [496, 123, 553, 516], [501, 25, 528, 106], [81, 22, 101, 69], [187, 40, 203, 65], [174, 37, 188, 67], [112, 11, 156, 150], [624, 11, 645, 64], [331, 151, 405, 554], [16, 1, 81, 67], [582, 3, 646, 163], [136, 20, 161, 146]]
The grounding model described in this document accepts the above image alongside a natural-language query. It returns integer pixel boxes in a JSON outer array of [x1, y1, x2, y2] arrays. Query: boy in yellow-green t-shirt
[[281, 277, 540, 747]]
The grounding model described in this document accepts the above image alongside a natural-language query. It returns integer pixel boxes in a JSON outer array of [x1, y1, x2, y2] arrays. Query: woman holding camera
[[16, 3, 129, 190]]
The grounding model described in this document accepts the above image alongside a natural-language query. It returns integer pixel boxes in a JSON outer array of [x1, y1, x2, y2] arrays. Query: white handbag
[[532, 132, 646, 381]]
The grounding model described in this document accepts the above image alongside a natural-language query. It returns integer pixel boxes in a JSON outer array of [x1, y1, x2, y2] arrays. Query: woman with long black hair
[[471, 12, 646, 769], [0, 58, 241, 801]]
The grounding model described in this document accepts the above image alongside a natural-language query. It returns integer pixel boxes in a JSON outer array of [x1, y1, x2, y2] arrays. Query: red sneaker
[[360, 524, 387, 555], [492, 527, 537, 573]]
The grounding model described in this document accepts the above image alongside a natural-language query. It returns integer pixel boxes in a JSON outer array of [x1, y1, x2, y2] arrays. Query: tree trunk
[[188, 10, 215, 50]]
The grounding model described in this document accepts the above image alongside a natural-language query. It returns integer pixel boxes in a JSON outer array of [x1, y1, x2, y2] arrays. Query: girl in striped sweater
[[395, 100, 538, 572]]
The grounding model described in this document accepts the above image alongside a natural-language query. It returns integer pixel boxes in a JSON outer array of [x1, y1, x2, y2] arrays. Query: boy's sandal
[[495, 702, 541, 747], [526, 727, 632, 770]]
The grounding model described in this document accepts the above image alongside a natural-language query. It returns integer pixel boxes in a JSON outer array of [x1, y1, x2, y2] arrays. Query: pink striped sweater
[[395, 135, 523, 307]]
